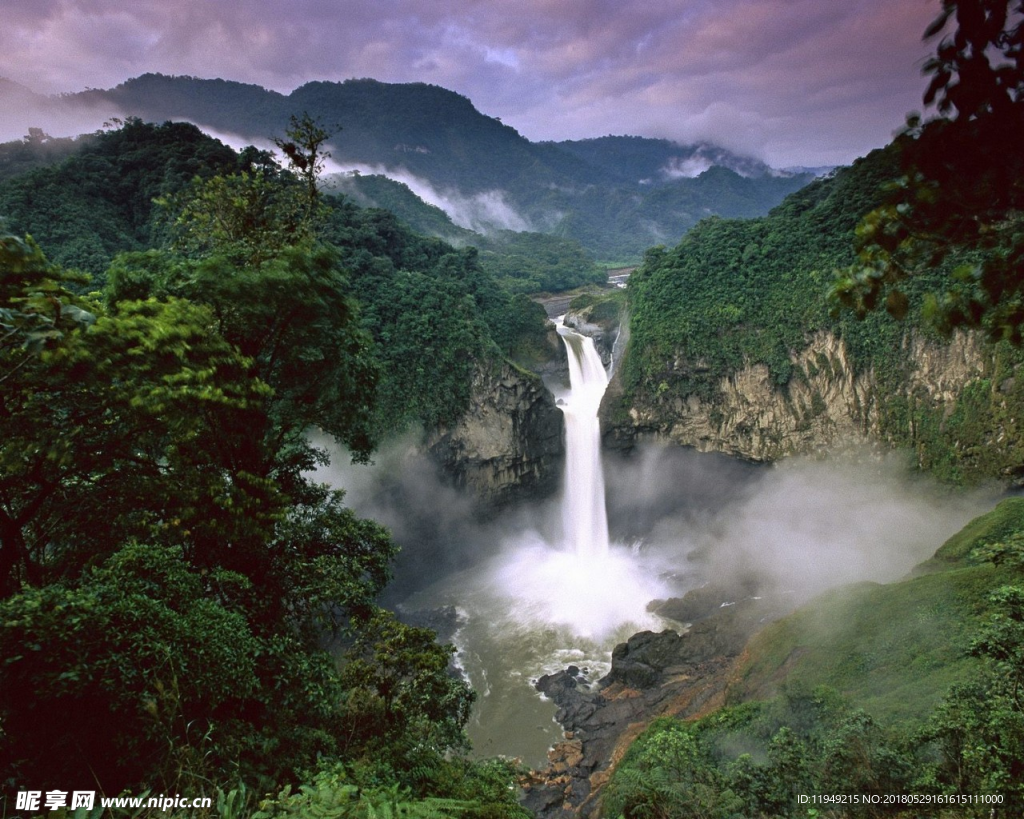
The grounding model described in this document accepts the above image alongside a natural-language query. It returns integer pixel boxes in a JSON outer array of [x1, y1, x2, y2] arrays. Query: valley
[[2, 14, 1024, 814]]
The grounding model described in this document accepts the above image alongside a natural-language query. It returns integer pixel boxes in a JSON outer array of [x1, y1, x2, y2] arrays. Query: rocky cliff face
[[426, 359, 564, 505], [563, 298, 622, 368], [603, 329, 998, 470]]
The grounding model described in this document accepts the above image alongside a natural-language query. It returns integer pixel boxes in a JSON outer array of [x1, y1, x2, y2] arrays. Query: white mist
[[482, 321, 670, 641]]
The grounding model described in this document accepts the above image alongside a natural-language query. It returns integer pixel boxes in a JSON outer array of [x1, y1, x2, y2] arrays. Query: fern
[[253, 775, 476, 819]]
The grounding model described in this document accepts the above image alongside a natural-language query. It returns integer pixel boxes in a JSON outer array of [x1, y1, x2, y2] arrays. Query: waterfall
[[557, 324, 610, 559]]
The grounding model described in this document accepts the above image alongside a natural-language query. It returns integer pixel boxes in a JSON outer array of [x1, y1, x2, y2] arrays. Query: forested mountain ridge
[[550, 135, 783, 182], [0, 118, 562, 488], [0, 73, 813, 261], [606, 140, 1024, 485]]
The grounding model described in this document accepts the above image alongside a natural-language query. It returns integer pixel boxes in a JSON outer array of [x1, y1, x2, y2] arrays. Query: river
[[403, 321, 677, 765]]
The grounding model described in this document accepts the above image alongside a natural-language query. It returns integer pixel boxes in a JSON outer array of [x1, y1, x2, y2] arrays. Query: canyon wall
[[426, 359, 564, 505], [602, 327, 1024, 484]]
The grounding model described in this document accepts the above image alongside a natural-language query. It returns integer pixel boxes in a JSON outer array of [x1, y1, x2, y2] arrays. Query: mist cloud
[[0, 0, 937, 166], [0, 82, 126, 144], [314, 433, 994, 621], [325, 162, 532, 233]]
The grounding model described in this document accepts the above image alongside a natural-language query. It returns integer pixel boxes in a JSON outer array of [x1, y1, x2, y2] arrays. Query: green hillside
[[0, 119, 548, 443], [0, 121, 535, 814], [331, 172, 607, 293], [621, 141, 1024, 484], [605, 499, 1024, 818], [5, 74, 814, 262]]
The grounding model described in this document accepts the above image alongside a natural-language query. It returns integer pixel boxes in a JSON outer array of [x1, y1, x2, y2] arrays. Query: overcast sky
[[0, 0, 940, 167]]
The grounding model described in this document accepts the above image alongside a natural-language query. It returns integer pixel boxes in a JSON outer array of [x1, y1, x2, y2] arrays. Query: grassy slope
[[727, 497, 1024, 728]]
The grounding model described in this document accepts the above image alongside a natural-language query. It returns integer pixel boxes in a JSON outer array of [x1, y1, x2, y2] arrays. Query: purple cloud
[[0, 0, 939, 166]]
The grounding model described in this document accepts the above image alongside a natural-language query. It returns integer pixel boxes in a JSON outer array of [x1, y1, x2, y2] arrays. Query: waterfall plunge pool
[[319, 321, 994, 769], [403, 322, 681, 766]]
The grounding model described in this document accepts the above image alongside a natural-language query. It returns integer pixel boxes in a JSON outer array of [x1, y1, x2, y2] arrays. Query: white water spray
[[472, 319, 671, 640], [557, 325, 611, 559], [399, 317, 673, 764]]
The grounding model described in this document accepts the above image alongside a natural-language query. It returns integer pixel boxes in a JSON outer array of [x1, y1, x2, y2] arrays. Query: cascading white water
[[395, 316, 672, 765], [557, 326, 611, 559]]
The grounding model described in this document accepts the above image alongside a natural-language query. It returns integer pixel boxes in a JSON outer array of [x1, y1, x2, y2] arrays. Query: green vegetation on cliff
[[622, 139, 1024, 484], [606, 500, 1024, 818], [624, 145, 904, 399], [620, 0, 1024, 485]]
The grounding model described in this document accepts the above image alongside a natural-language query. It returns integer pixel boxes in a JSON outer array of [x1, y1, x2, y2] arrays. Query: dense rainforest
[[618, 135, 1024, 484], [0, 118, 539, 816], [594, 1, 1024, 814], [0, 118, 552, 440], [3, 0, 1024, 814]]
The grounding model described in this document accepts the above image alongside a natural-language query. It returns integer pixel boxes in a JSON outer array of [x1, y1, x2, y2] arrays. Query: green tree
[[832, 0, 1024, 339], [158, 170, 308, 266], [0, 542, 261, 793], [274, 112, 335, 221], [919, 586, 1024, 815], [337, 610, 475, 787], [0, 234, 268, 597], [106, 243, 379, 464]]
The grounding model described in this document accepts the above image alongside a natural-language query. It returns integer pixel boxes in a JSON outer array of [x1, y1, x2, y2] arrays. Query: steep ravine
[[421, 314, 1011, 817], [516, 317, 1016, 818]]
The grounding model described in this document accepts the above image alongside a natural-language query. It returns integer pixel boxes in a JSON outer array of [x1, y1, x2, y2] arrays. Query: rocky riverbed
[[521, 583, 797, 818]]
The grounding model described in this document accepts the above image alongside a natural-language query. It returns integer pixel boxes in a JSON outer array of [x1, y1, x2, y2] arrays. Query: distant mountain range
[[0, 74, 818, 260]]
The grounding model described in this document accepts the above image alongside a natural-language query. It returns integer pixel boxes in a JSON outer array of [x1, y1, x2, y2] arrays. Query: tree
[[274, 112, 335, 221], [106, 242, 379, 464], [832, 0, 1024, 340], [158, 170, 308, 267], [337, 610, 475, 771], [0, 543, 260, 792], [1, 235, 423, 796], [0, 234, 270, 597], [919, 586, 1024, 815]]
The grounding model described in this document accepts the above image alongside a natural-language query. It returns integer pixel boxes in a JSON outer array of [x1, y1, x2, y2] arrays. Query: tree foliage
[[0, 118, 241, 276], [273, 112, 335, 220], [0, 114, 533, 812], [832, 0, 1024, 341]]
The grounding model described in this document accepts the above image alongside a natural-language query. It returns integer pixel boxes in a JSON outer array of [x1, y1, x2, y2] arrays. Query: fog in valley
[[317, 436, 993, 618], [311, 428, 995, 764]]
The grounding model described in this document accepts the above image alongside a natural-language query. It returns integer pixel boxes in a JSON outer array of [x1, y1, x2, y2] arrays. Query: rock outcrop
[[563, 299, 622, 367], [522, 585, 797, 818], [426, 359, 564, 506], [603, 330, 987, 464]]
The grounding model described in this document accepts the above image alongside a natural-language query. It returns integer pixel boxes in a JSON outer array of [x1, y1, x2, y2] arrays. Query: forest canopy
[[832, 0, 1024, 341], [0, 120, 535, 816]]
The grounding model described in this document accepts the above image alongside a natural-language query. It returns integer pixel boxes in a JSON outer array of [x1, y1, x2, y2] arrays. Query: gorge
[[321, 306, 993, 814], [3, 49, 1023, 812]]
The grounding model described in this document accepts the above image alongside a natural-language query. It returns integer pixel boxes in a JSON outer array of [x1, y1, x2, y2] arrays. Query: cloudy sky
[[1, 0, 940, 167]]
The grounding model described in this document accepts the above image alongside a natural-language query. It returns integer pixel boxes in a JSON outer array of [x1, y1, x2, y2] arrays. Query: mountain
[[605, 141, 1024, 486], [2, 74, 814, 261], [549, 135, 782, 182]]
